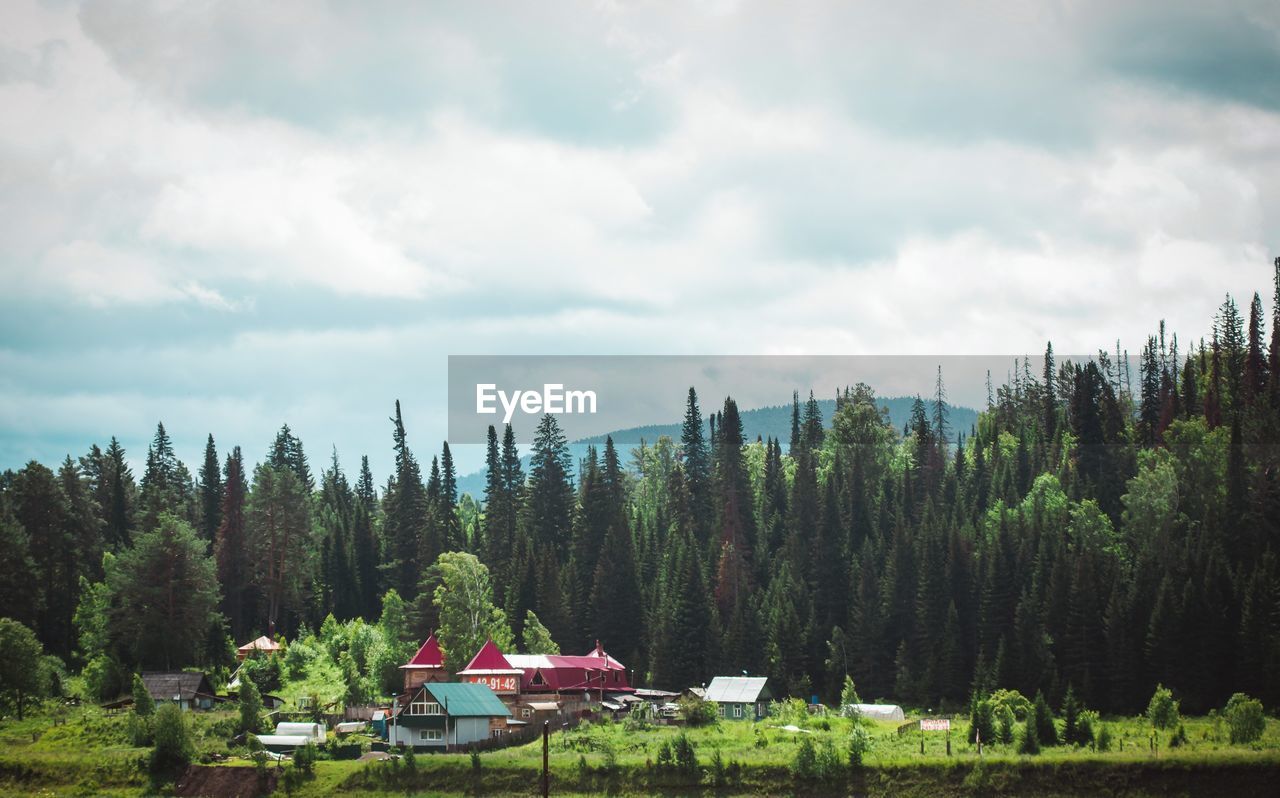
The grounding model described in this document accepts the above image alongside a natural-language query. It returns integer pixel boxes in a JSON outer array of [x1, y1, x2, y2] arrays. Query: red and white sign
[[464, 675, 519, 694], [920, 719, 950, 731]]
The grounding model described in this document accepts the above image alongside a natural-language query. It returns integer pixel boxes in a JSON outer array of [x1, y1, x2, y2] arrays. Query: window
[[733, 704, 744, 718], [717, 705, 725, 717], [419, 729, 443, 742], [410, 700, 442, 716], [491, 729, 507, 738], [521, 708, 533, 718]]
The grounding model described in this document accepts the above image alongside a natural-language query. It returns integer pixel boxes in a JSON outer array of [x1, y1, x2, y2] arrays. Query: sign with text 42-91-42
[[920, 719, 951, 731], [464, 675, 519, 694]]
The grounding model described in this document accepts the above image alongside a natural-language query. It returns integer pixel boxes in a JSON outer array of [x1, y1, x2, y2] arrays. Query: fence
[[447, 713, 584, 754], [344, 704, 384, 721]]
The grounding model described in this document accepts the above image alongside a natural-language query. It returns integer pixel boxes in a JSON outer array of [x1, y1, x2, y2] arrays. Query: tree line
[[3, 264, 1280, 714]]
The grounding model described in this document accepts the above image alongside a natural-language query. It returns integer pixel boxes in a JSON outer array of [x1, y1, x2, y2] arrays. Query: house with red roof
[[399, 633, 447, 691], [456, 638, 634, 718]]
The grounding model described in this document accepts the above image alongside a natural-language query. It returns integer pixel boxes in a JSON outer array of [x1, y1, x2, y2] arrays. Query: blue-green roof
[[423, 683, 511, 718]]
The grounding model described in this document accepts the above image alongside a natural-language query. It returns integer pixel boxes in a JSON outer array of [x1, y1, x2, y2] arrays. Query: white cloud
[[0, 0, 1278, 475]]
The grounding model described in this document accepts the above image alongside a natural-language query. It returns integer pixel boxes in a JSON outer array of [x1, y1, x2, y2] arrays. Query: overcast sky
[[2, 0, 1279, 481]]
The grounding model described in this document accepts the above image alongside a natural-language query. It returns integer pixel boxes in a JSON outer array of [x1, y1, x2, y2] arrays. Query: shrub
[[792, 736, 817, 780], [677, 694, 718, 727], [840, 675, 862, 718], [672, 733, 699, 780], [131, 674, 154, 717], [150, 703, 193, 774], [82, 654, 128, 702], [1225, 693, 1266, 744], [1169, 723, 1189, 748], [238, 678, 263, 734], [710, 749, 727, 787], [1147, 684, 1179, 730], [1095, 724, 1113, 752], [1018, 721, 1040, 755], [772, 697, 810, 726], [989, 689, 1032, 721], [1077, 710, 1098, 748], [816, 738, 841, 779], [293, 741, 317, 777], [849, 724, 871, 768], [470, 750, 482, 774], [997, 706, 1015, 745], [1032, 691, 1058, 746], [1060, 685, 1085, 746], [126, 712, 152, 747], [968, 696, 996, 745]]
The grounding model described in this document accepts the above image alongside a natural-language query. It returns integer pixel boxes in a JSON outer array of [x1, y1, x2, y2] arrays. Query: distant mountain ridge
[[456, 396, 978, 500]]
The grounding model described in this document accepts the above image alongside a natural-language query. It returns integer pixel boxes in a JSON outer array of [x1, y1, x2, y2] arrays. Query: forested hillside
[[455, 396, 979, 499], [3, 267, 1280, 720]]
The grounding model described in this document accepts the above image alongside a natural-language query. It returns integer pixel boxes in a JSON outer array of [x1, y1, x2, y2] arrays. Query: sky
[[2, 0, 1279, 482]]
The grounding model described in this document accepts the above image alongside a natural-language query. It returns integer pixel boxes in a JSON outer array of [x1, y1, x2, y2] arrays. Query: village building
[[386, 682, 511, 750], [236, 635, 284, 661], [399, 632, 448, 691], [138, 672, 224, 711], [705, 676, 772, 721], [455, 638, 634, 717]]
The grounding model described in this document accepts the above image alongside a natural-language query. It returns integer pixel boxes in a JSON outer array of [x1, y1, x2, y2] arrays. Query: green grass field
[[1, 701, 1278, 797]]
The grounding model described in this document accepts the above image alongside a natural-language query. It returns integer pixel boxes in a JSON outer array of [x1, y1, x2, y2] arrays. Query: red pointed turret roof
[[401, 633, 444, 670], [459, 638, 520, 673]]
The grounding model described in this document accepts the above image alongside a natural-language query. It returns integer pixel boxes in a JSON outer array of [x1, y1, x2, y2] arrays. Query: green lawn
[[2, 702, 1279, 797]]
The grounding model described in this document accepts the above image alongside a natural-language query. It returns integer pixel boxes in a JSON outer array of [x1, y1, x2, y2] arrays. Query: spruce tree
[[198, 435, 222, 548]]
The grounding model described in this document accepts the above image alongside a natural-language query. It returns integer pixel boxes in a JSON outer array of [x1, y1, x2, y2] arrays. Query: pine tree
[[352, 456, 381, 619], [198, 435, 222, 548], [215, 447, 251, 642], [383, 401, 430, 600], [681, 387, 713, 545]]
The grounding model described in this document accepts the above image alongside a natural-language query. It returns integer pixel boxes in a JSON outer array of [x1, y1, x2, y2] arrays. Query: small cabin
[[140, 672, 224, 712], [705, 676, 772, 721]]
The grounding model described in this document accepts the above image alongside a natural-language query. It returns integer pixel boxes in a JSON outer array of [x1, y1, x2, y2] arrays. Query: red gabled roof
[[462, 638, 515, 672], [401, 633, 444, 669]]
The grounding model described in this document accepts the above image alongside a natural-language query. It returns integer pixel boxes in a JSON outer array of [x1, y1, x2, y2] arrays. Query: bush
[[1225, 693, 1266, 744], [238, 678, 264, 734], [1169, 723, 1189, 748], [997, 706, 1015, 745], [772, 697, 810, 726], [840, 675, 862, 718], [1095, 724, 1113, 752], [1147, 684, 1179, 730], [82, 654, 128, 702], [677, 694, 718, 727], [1018, 721, 1040, 755], [989, 689, 1032, 721], [293, 741, 317, 777], [849, 724, 871, 768], [149, 703, 193, 774], [968, 696, 996, 745], [1060, 685, 1085, 746], [1077, 710, 1098, 748], [1032, 691, 1058, 746], [792, 736, 817, 780], [672, 733, 699, 780], [131, 674, 154, 717]]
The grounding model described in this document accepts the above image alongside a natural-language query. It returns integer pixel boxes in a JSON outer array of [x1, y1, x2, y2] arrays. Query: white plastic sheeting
[[846, 704, 905, 720]]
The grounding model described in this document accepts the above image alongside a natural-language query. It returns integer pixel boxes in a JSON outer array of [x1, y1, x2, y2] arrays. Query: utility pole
[[542, 720, 550, 798]]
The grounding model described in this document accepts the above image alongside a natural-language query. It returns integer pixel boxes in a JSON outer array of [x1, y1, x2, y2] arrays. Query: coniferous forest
[[3, 266, 1280, 721]]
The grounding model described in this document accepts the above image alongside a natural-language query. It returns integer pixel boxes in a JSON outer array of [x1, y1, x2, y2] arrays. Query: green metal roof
[[424, 682, 512, 718]]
